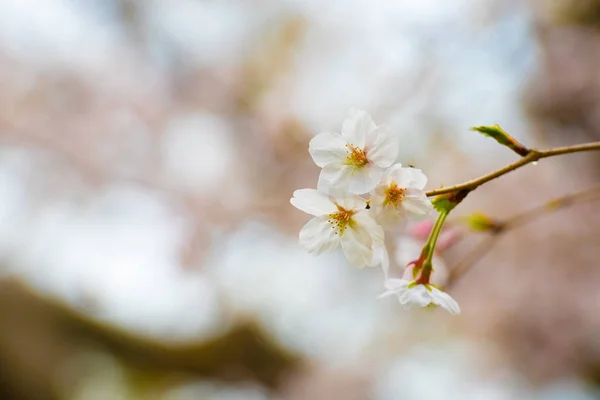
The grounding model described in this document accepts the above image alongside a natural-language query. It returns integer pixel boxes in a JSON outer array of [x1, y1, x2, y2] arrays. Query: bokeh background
[[1, 0, 600, 399]]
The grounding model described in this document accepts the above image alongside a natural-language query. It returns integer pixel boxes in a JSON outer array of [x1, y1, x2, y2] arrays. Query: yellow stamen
[[327, 204, 356, 236], [384, 183, 406, 206], [345, 144, 369, 166]]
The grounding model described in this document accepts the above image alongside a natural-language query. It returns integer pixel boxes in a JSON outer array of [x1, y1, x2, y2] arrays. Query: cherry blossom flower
[[290, 188, 384, 268], [379, 279, 460, 315], [309, 109, 399, 195], [370, 164, 433, 227]]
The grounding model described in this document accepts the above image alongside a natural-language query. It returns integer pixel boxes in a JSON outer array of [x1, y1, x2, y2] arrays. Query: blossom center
[[345, 144, 369, 167], [384, 183, 406, 206], [328, 205, 356, 236]]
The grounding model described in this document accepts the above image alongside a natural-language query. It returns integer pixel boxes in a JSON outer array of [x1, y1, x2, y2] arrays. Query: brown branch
[[426, 141, 600, 197]]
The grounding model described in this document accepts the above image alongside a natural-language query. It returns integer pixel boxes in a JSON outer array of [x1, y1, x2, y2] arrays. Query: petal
[[317, 163, 353, 193], [402, 190, 434, 217], [369, 245, 390, 276], [334, 194, 367, 211], [341, 109, 375, 148], [367, 186, 389, 218], [368, 192, 387, 215], [340, 228, 373, 268], [365, 125, 398, 167], [299, 216, 340, 255], [348, 165, 384, 195], [352, 210, 384, 247], [378, 279, 410, 298], [388, 167, 428, 189], [309, 132, 348, 167], [377, 290, 398, 299], [378, 278, 410, 299], [369, 183, 388, 199], [383, 278, 410, 292], [291, 189, 337, 216], [398, 285, 433, 308], [371, 202, 403, 228], [431, 287, 461, 315]]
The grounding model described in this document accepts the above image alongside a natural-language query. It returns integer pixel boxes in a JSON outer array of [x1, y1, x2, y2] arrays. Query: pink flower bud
[[409, 219, 436, 240]]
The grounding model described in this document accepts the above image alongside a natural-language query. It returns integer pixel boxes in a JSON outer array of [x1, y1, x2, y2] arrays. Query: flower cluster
[[291, 109, 460, 314]]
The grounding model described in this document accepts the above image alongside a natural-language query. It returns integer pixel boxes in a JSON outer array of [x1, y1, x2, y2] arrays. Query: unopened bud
[[466, 212, 502, 233], [471, 124, 531, 157]]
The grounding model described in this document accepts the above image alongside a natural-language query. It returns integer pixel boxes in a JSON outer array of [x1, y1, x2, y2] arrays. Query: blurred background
[[1, 0, 600, 399]]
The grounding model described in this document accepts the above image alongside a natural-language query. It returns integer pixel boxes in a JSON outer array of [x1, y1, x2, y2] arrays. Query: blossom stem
[[417, 210, 449, 284], [426, 141, 600, 197]]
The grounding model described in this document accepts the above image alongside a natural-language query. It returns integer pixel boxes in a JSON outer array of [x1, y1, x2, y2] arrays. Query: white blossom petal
[[290, 189, 337, 216], [371, 202, 404, 227], [365, 125, 398, 168], [378, 279, 460, 315], [348, 165, 384, 194], [352, 210, 384, 248], [402, 190, 434, 217], [381, 164, 402, 185], [316, 163, 353, 193], [383, 278, 409, 292], [389, 166, 428, 189], [341, 109, 375, 148], [309, 132, 348, 167], [430, 287, 461, 315], [335, 194, 367, 211], [340, 228, 373, 268], [299, 216, 340, 255]]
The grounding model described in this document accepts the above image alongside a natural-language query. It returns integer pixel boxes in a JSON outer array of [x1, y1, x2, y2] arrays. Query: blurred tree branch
[[0, 280, 300, 400], [447, 186, 600, 287]]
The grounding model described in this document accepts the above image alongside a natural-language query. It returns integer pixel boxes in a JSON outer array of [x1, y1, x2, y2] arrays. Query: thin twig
[[447, 235, 500, 286], [503, 186, 600, 230], [446, 186, 600, 287], [426, 141, 600, 197]]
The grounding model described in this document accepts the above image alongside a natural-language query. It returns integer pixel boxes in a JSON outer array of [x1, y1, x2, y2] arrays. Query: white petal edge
[[398, 285, 432, 308], [352, 210, 384, 248], [402, 190, 434, 217], [381, 164, 402, 185], [365, 125, 398, 168], [389, 167, 428, 190], [291, 189, 337, 216], [371, 201, 404, 228], [430, 287, 461, 315], [348, 164, 384, 195], [334, 194, 367, 211], [299, 216, 340, 255], [309, 132, 348, 168], [378, 279, 410, 299], [341, 109, 375, 149], [316, 163, 353, 193], [340, 227, 373, 268], [384, 278, 410, 291]]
